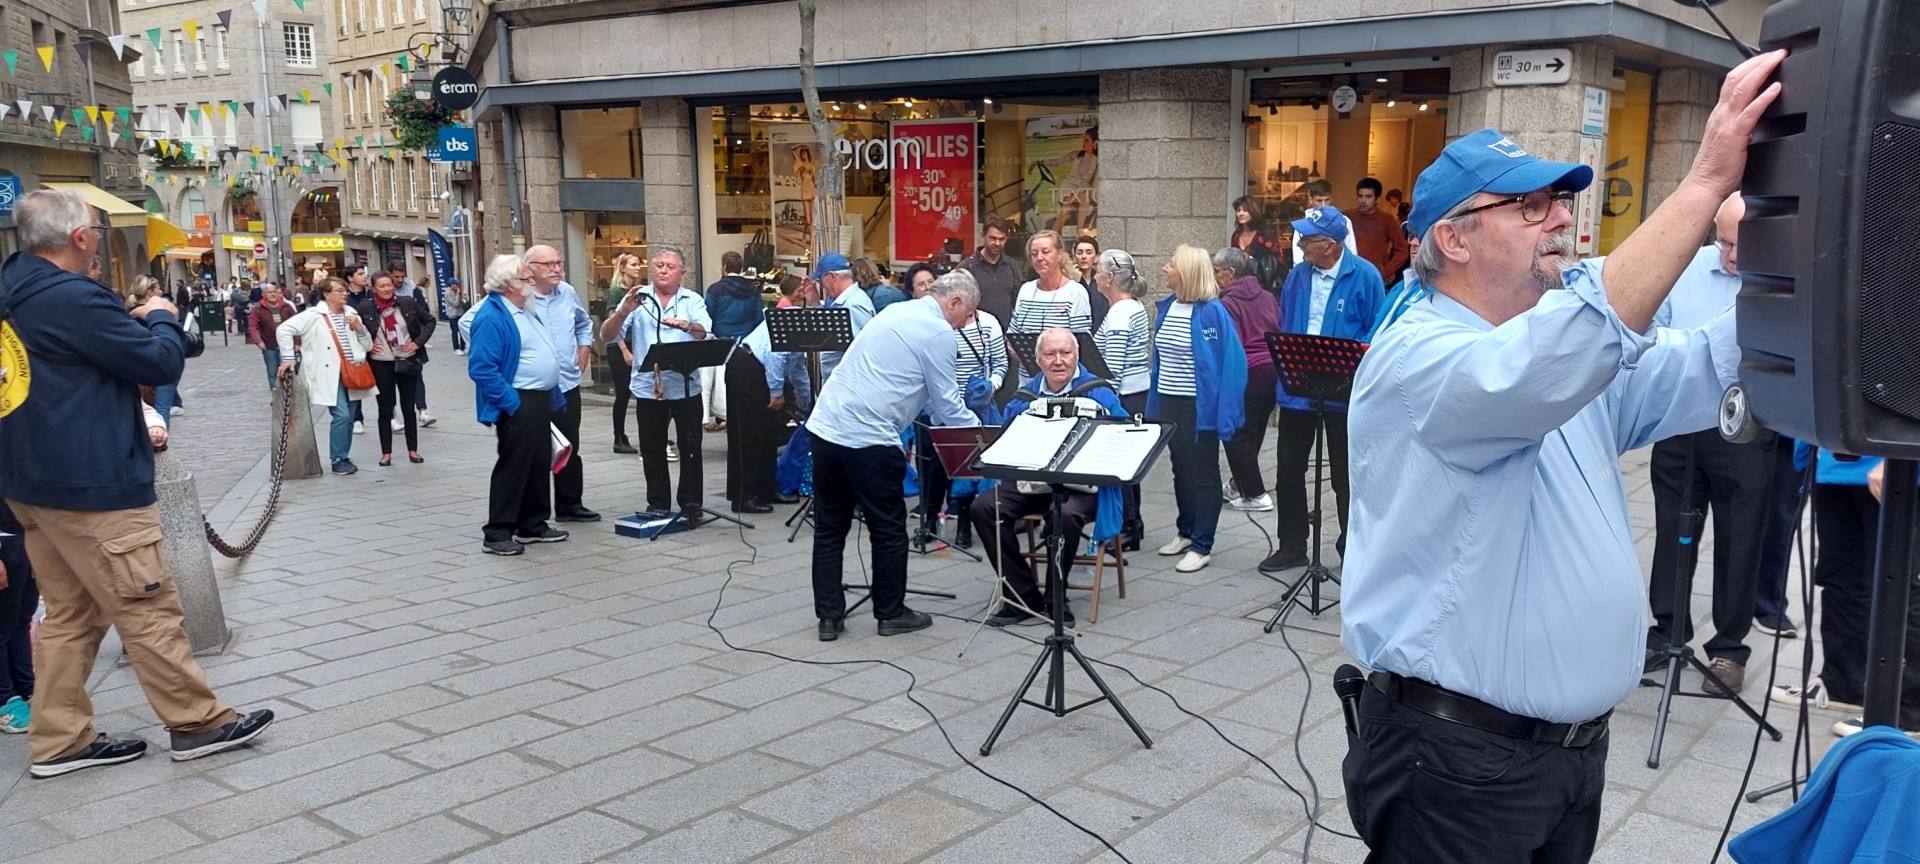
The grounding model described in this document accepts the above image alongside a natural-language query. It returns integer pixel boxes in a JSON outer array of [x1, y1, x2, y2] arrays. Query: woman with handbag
[[353, 272, 435, 466], [605, 254, 643, 454], [276, 277, 376, 475]]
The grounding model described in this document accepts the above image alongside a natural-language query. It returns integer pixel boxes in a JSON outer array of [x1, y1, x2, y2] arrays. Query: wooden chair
[[1020, 514, 1127, 622]]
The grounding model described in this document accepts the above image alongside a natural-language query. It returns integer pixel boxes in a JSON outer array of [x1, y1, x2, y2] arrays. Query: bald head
[[525, 244, 563, 292], [1714, 194, 1745, 276], [1038, 327, 1079, 392]]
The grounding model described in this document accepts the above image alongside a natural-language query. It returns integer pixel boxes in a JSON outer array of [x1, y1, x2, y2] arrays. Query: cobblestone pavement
[[0, 356, 1836, 863], [167, 335, 282, 508]]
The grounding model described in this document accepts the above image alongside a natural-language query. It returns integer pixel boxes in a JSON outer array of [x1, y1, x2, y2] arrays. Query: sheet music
[[1061, 423, 1160, 481], [979, 414, 1078, 470]]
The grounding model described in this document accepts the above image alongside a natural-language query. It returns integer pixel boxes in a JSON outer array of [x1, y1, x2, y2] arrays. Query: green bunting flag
[[323, 82, 334, 98], [292, 0, 306, 9], [81, 125, 95, 143], [146, 28, 163, 53], [115, 107, 130, 127], [72, 107, 87, 125], [2, 50, 16, 76]]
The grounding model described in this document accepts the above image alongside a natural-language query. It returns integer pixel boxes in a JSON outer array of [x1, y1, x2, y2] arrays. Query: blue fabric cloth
[[777, 425, 814, 496], [533, 282, 593, 392], [1340, 260, 1742, 723], [466, 293, 563, 425], [1727, 727, 1920, 864], [1374, 273, 1425, 339], [1004, 368, 1127, 542], [868, 283, 908, 314], [620, 285, 714, 401], [1654, 246, 1739, 330], [1795, 442, 1885, 488], [1276, 250, 1384, 412], [1146, 297, 1247, 441], [705, 274, 765, 338], [740, 321, 811, 408], [328, 379, 355, 463], [809, 296, 976, 451], [1292, 203, 1351, 245]]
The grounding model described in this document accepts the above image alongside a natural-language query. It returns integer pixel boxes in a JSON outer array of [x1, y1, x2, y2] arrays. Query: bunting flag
[[299, 90, 311, 105], [40, 105, 53, 123], [292, 0, 306, 10], [250, 155, 259, 171], [0, 105, 9, 123], [183, 21, 199, 44], [243, 100, 256, 117], [115, 107, 130, 128], [273, 94, 286, 113], [228, 100, 241, 118], [80, 125, 94, 143], [53, 119, 66, 137], [71, 107, 86, 125], [108, 34, 127, 61], [252, 0, 267, 19], [188, 106, 202, 125], [146, 28, 163, 52], [323, 82, 333, 99], [272, 145, 282, 158], [108, 130, 120, 148], [85, 105, 99, 125], [2, 50, 16, 76], [251, 145, 261, 157], [396, 54, 410, 73], [72, 42, 89, 66], [36, 46, 54, 72], [217, 9, 233, 29], [354, 135, 363, 149]]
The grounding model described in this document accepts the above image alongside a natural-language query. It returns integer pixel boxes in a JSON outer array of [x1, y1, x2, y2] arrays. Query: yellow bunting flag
[[37, 46, 54, 72], [183, 21, 199, 44], [84, 105, 99, 125], [53, 119, 67, 136]]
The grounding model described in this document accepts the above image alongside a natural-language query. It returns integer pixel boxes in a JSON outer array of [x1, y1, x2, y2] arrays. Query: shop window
[[563, 212, 646, 306], [561, 107, 643, 180], [1597, 68, 1654, 255]]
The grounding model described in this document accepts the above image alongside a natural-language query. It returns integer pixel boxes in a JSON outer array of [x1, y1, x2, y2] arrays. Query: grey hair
[[1212, 247, 1255, 280], [483, 254, 524, 294], [17, 189, 94, 254], [1096, 249, 1141, 293], [1411, 199, 1484, 287], [651, 245, 687, 268], [926, 268, 980, 307]]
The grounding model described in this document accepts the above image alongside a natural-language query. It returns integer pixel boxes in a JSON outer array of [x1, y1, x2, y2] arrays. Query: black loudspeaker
[[1738, 0, 1920, 458]]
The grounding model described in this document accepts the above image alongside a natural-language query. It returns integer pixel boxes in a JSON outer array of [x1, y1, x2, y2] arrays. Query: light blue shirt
[[1653, 246, 1738, 330], [619, 285, 714, 401], [532, 281, 594, 393], [1308, 262, 1338, 335], [818, 285, 875, 380], [1340, 260, 1742, 723], [507, 300, 562, 392], [741, 321, 802, 394], [809, 296, 977, 450]]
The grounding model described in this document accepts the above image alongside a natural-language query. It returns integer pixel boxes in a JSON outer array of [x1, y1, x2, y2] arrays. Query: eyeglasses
[[76, 224, 110, 236], [1715, 238, 1737, 253], [1450, 190, 1577, 224], [528, 259, 564, 269]]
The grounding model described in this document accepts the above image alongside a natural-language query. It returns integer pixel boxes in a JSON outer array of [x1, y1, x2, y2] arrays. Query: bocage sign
[[430, 67, 481, 112], [434, 127, 478, 163]]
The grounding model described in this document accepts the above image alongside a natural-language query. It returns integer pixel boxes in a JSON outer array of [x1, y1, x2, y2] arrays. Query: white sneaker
[[169, 406, 184, 417], [455, 348, 465, 355], [1832, 717, 1920, 740], [419, 410, 437, 428], [1220, 481, 1236, 502], [1227, 493, 1275, 512], [1770, 678, 1864, 714], [1175, 551, 1211, 573], [666, 442, 680, 462], [391, 417, 404, 432], [1157, 536, 1191, 556], [352, 421, 365, 435]]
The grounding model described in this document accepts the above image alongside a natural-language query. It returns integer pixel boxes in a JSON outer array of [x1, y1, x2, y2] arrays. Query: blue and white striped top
[[1095, 298, 1152, 395], [1008, 280, 1093, 334], [1153, 301, 1197, 397], [954, 310, 1008, 390]]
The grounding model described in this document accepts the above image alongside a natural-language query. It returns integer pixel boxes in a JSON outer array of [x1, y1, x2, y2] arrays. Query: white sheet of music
[[1061, 423, 1160, 481], [980, 414, 1078, 470]]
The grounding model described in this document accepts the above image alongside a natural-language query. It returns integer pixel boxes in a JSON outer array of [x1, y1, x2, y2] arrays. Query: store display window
[[562, 106, 644, 180], [1597, 68, 1654, 255], [564, 211, 647, 311]]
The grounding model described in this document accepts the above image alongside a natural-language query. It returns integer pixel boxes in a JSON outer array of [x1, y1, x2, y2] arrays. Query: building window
[[357, 0, 368, 31], [364, 71, 377, 123], [388, 161, 400, 211], [214, 26, 229, 70], [130, 41, 146, 78], [284, 24, 315, 68], [373, 0, 383, 28], [352, 163, 363, 209], [194, 30, 207, 71], [407, 159, 419, 212], [224, 109, 237, 145], [565, 213, 647, 299], [369, 162, 380, 211], [562, 107, 644, 179], [339, 0, 350, 35], [426, 163, 440, 214], [1597, 67, 1656, 255], [172, 31, 186, 73], [415, 0, 427, 20], [290, 103, 324, 148], [144, 34, 160, 76]]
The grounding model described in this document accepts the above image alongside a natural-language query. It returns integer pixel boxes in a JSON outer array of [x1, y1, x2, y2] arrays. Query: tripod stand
[[908, 420, 985, 561], [1261, 333, 1365, 633], [635, 339, 756, 540], [766, 307, 854, 543]]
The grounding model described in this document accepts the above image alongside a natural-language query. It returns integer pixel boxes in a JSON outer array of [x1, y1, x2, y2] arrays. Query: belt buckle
[[1561, 719, 1596, 748]]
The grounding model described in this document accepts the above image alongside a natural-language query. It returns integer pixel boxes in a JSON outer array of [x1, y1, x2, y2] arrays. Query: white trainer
[[1175, 551, 1211, 573], [1227, 493, 1274, 512]]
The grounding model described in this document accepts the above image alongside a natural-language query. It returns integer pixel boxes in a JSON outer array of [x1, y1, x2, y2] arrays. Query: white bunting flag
[[0, 104, 10, 123], [40, 105, 54, 123], [108, 130, 120, 148], [109, 34, 127, 61]]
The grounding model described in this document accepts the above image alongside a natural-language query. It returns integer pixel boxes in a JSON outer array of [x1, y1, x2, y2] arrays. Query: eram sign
[[832, 130, 971, 172], [430, 67, 481, 112]]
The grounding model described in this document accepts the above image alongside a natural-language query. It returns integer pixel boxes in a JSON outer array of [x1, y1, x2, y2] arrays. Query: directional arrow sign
[[1492, 48, 1574, 86]]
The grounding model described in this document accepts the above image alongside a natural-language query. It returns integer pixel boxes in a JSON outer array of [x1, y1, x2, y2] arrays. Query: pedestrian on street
[[353, 272, 434, 467], [248, 282, 296, 390], [444, 278, 469, 354], [131, 275, 185, 423], [1147, 243, 1246, 574], [467, 254, 571, 556], [0, 189, 274, 779], [518, 245, 599, 524], [605, 254, 644, 454], [277, 277, 376, 474], [1214, 246, 1282, 515], [341, 263, 373, 434], [0, 503, 36, 735], [388, 259, 436, 428]]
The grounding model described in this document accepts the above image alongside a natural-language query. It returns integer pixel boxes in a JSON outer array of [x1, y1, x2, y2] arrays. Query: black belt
[[1368, 672, 1609, 748]]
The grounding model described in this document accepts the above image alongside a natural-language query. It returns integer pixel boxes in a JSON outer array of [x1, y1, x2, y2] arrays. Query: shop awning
[[163, 247, 214, 261], [291, 235, 345, 253], [41, 182, 149, 229], [146, 216, 189, 257]]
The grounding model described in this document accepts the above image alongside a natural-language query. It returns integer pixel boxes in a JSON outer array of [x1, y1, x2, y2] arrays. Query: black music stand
[[638, 338, 755, 537], [1263, 333, 1366, 633], [767, 307, 855, 541], [909, 423, 994, 561], [975, 413, 1170, 756], [1005, 331, 1113, 381]]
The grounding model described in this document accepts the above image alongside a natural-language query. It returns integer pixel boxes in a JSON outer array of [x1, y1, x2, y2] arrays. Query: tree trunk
[[797, 0, 845, 263]]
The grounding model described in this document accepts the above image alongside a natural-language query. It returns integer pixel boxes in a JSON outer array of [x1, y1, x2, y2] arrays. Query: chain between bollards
[[202, 373, 296, 557]]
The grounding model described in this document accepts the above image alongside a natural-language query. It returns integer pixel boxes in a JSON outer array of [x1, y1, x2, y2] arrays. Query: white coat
[[276, 305, 376, 408]]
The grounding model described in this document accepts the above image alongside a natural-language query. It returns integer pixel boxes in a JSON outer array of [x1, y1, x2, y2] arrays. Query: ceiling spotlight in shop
[[857, 101, 868, 110], [1375, 76, 1389, 83], [983, 97, 993, 105], [905, 98, 915, 107], [1386, 100, 1396, 107], [1419, 101, 1429, 111]]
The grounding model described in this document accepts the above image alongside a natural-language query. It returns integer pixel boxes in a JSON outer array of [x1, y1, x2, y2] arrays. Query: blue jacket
[[0, 252, 185, 511], [1005, 367, 1127, 542], [1728, 727, 1920, 864], [1147, 297, 1247, 441], [867, 284, 908, 314], [704, 274, 765, 339], [1277, 250, 1384, 412], [466, 293, 565, 425]]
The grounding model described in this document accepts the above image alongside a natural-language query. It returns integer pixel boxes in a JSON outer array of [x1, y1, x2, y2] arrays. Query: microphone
[[1334, 664, 1367, 736]]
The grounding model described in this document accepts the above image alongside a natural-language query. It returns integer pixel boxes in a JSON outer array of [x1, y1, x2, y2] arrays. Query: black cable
[[708, 518, 1135, 863]]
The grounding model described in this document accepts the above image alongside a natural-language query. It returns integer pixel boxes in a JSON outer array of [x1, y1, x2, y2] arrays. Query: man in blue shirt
[[467, 254, 570, 556], [809, 270, 981, 641], [600, 245, 712, 518], [1337, 51, 1783, 863], [809, 253, 875, 381], [524, 245, 600, 523]]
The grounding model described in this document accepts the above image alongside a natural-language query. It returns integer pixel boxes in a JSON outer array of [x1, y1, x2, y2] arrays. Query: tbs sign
[[434, 127, 478, 164], [430, 67, 481, 112]]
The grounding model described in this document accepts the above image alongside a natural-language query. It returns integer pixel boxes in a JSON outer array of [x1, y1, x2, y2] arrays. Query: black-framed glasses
[[1451, 190, 1577, 224], [528, 259, 564, 269], [78, 224, 111, 235]]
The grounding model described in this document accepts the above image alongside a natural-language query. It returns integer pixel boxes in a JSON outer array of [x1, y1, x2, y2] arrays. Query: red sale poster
[[889, 119, 977, 264]]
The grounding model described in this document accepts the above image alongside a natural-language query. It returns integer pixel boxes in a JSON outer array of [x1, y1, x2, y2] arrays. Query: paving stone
[[0, 817, 202, 864], [758, 718, 901, 768], [537, 662, 734, 726], [922, 785, 1148, 864], [1114, 776, 1301, 862], [42, 776, 230, 839], [393, 713, 570, 769], [607, 811, 794, 864], [754, 789, 989, 864], [599, 752, 810, 832], [316, 752, 553, 836], [145, 816, 347, 864], [292, 815, 491, 864], [521, 695, 735, 767], [173, 754, 427, 839], [450, 812, 644, 864], [454, 748, 692, 834], [742, 750, 937, 831], [407, 678, 590, 735], [651, 689, 865, 763], [287, 631, 489, 686], [205, 721, 425, 791], [696, 658, 845, 708], [300, 623, 442, 661]]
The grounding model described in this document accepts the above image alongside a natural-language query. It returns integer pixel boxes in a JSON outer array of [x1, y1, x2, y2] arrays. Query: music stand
[[1262, 333, 1366, 633], [974, 413, 1171, 756], [767, 307, 855, 541], [1005, 331, 1113, 381], [637, 338, 755, 538], [912, 424, 995, 561]]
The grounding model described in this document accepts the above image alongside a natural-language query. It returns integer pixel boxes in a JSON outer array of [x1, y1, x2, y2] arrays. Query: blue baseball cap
[[1291, 205, 1350, 245], [1405, 128, 1593, 240], [809, 252, 850, 281]]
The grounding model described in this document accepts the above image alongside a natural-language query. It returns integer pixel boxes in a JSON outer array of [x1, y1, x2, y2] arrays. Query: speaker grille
[[1860, 122, 1920, 421]]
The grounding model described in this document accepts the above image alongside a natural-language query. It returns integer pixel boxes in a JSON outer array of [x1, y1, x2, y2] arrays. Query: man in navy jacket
[[0, 189, 271, 779]]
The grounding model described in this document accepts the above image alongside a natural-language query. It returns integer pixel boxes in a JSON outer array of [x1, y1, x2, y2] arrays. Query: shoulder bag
[[327, 318, 377, 390]]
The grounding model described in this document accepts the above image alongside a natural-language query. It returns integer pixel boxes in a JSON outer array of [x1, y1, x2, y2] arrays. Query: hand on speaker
[[1688, 49, 1786, 198], [1869, 461, 1885, 502]]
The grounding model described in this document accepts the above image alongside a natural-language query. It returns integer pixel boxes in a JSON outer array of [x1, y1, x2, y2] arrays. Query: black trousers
[[485, 389, 554, 542], [1274, 408, 1350, 556], [1813, 483, 1920, 728], [635, 395, 703, 511], [0, 532, 36, 704], [369, 359, 420, 455], [608, 347, 633, 442], [1646, 430, 1773, 666], [1119, 391, 1146, 535], [1223, 364, 1279, 498], [724, 352, 778, 507], [1343, 684, 1608, 863], [1754, 438, 1803, 619], [552, 386, 586, 514], [969, 487, 1095, 610], [1158, 395, 1224, 554], [811, 438, 909, 621], [915, 419, 951, 516]]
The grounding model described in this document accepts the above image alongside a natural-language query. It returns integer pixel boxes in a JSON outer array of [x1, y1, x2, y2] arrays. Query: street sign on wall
[[1492, 49, 1573, 86], [0, 176, 19, 215], [433, 127, 478, 163]]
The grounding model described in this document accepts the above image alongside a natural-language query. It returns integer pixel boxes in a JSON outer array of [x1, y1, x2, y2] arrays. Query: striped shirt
[[1008, 280, 1092, 333], [326, 311, 357, 359], [1095, 298, 1152, 395], [953, 310, 1008, 390], [1154, 302, 1197, 397]]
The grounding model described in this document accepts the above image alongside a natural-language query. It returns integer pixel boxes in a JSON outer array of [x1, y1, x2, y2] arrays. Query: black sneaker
[[818, 618, 844, 641], [877, 608, 933, 636], [30, 734, 148, 779], [555, 508, 602, 523], [513, 528, 570, 544], [1258, 549, 1308, 573], [1754, 613, 1799, 639], [483, 539, 525, 556], [985, 607, 1035, 627], [330, 459, 358, 475], [170, 709, 274, 762]]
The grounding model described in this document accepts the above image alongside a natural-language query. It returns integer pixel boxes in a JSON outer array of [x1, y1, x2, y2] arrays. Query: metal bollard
[[277, 374, 323, 480], [152, 450, 230, 655]]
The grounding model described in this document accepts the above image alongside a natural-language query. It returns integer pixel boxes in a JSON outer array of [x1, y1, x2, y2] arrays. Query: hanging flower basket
[[385, 89, 462, 153]]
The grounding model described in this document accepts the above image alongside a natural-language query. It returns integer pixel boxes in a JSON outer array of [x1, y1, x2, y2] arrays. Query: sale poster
[[1022, 113, 1098, 236], [889, 119, 977, 264], [767, 123, 821, 259]]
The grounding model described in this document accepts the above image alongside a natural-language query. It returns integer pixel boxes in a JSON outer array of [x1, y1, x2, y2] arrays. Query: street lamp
[[412, 64, 433, 102], [441, 0, 474, 25]]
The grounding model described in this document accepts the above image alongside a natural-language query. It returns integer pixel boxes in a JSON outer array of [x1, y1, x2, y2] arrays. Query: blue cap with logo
[[1291, 204, 1350, 245], [809, 252, 851, 281], [1405, 128, 1594, 240]]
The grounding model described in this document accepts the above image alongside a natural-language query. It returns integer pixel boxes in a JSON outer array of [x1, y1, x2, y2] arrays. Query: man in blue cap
[[1335, 51, 1784, 861], [807, 252, 875, 381]]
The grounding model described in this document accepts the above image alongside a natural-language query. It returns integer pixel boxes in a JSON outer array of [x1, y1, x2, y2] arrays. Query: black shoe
[[1754, 613, 1799, 639], [30, 735, 148, 778], [772, 492, 800, 505], [330, 459, 357, 475], [986, 607, 1035, 627], [613, 439, 638, 455], [877, 608, 934, 636], [1644, 648, 1672, 675], [484, 539, 525, 556], [170, 709, 274, 762], [952, 519, 973, 549], [513, 528, 570, 544], [555, 508, 602, 523], [735, 501, 775, 514], [681, 506, 706, 524], [1258, 550, 1308, 573], [818, 618, 845, 641], [1121, 526, 1144, 552]]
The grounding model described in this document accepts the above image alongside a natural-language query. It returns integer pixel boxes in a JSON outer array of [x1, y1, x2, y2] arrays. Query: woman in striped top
[[924, 303, 1008, 549], [1146, 244, 1247, 573], [1093, 248, 1153, 550], [1007, 230, 1093, 334]]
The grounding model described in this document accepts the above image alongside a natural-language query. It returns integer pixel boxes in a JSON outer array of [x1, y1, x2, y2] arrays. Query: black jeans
[[635, 395, 703, 511], [970, 487, 1095, 611], [1274, 407, 1350, 557], [0, 533, 36, 704], [369, 359, 420, 456], [1813, 484, 1920, 728], [1343, 684, 1608, 863], [553, 386, 586, 515], [811, 438, 909, 621], [1223, 363, 1279, 498], [485, 389, 554, 542], [608, 347, 633, 442], [1647, 430, 1774, 666], [915, 419, 949, 516], [724, 352, 778, 507], [1754, 438, 1802, 619], [1157, 395, 1223, 554]]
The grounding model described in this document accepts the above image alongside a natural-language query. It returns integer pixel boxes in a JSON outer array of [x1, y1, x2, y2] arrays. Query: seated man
[[969, 327, 1126, 627]]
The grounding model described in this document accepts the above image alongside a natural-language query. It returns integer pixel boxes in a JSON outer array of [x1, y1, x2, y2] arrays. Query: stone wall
[[1095, 68, 1233, 296], [1647, 66, 1717, 214], [517, 105, 564, 247], [638, 98, 695, 264], [1445, 44, 1615, 160]]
